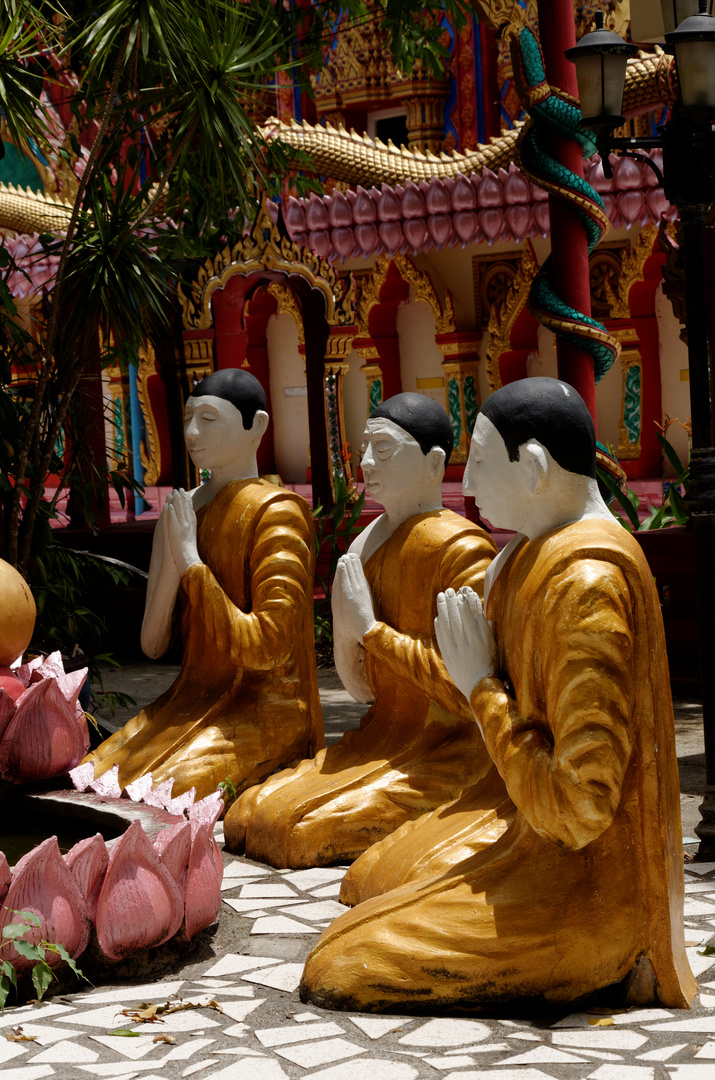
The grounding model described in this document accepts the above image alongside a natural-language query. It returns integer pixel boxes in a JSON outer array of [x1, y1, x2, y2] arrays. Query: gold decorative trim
[[136, 340, 162, 487], [355, 253, 455, 336], [604, 224, 658, 321], [268, 282, 305, 345], [183, 337, 213, 363], [485, 239, 539, 392], [178, 200, 355, 331], [325, 331, 356, 360]]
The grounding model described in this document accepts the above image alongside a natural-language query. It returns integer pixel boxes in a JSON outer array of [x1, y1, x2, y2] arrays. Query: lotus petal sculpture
[[65, 834, 109, 920], [94, 820, 184, 960], [0, 837, 90, 972]]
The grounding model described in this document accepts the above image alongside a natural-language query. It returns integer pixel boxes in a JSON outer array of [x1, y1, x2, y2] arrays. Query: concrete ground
[[6, 661, 711, 1080]]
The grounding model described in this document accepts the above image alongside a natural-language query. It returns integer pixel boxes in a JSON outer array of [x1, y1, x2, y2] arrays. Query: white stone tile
[[399, 1019, 492, 1046], [281, 868, 346, 890], [221, 1024, 249, 1038], [686, 881, 715, 893], [310, 883, 342, 898], [214, 1000, 264, 1024], [682, 863, 715, 876], [306, 1061, 419, 1080], [239, 884, 298, 898], [223, 897, 309, 913], [666, 1069, 715, 1080], [687, 948, 715, 977], [190, 980, 241, 990], [255, 1021, 346, 1047], [241, 964, 304, 992], [163, 1039, 216, 1061], [683, 931, 714, 944], [0, 1004, 76, 1030], [0, 1068, 56, 1080], [10, 1025, 83, 1046], [612, 1009, 674, 1025], [506, 1032, 543, 1042], [424, 1056, 476, 1070], [498, 1020, 536, 1027], [293, 1012, 321, 1022], [694, 1043, 715, 1058], [222, 864, 271, 878], [220, 878, 262, 892], [572, 1050, 625, 1061], [638, 1045, 689, 1061], [0, 1042, 28, 1063], [191, 986, 254, 998], [201, 955, 282, 978], [552, 1030, 649, 1049], [279, 900, 347, 921], [29, 1042, 99, 1064], [250, 915, 319, 934], [237, 910, 269, 919], [74, 982, 186, 1005], [443, 1043, 510, 1054], [642, 1016, 715, 1033], [586, 1067, 654, 1080], [203, 1062, 288, 1080], [439, 1070, 563, 1080], [347, 1017, 411, 1040], [89, 1035, 161, 1060], [272, 1037, 368, 1068], [182, 1062, 219, 1078], [498, 1046, 589, 1065], [700, 993, 715, 1008]]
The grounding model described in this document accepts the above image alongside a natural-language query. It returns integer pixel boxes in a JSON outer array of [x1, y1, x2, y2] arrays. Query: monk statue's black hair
[[190, 369, 267, 431], [480, 377, 596, 479], [370, 392, 454, 467]]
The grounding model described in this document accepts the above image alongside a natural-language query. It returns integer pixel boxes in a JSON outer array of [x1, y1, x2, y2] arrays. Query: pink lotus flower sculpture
[[0, 652, 89, 783], [0, 785, 224, 975]]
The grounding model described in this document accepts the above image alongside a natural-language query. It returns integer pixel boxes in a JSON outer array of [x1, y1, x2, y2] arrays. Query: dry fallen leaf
[[119, 998, 223, 1026], [6, 1026, 38, 1043], [153, 1033, 177, 1044], [159, 999, 223, 1016], [588, 1017, 614, 1027], [120, 1003, 163, 1024]]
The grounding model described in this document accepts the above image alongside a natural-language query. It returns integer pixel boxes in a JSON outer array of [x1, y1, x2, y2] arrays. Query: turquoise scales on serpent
[[511, 25, 620, 385]]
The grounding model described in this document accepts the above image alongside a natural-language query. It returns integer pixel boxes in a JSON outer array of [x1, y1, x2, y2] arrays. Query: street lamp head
[[564, 11, 639, 136], [661, 0, 714, 36], [666, 0, 715, 110]]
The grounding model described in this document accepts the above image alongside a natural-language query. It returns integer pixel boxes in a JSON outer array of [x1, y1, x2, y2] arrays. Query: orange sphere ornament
[[0, 559, 36, 666]]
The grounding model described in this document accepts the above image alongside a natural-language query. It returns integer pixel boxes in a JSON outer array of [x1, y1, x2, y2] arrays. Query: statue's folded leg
[[301, 849, 641, 1013]]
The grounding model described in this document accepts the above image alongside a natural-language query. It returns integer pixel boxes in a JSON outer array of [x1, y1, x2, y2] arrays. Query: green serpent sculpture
[[512, 25, 620, 384]]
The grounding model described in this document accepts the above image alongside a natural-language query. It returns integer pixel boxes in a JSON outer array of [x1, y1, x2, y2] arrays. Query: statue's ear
[[251, 410, 269, 439], [427, 445, 446, 478], [521, 440, 549, 495]]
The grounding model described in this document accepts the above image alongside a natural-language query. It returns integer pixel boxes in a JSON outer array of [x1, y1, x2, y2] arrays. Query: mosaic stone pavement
[[3, 824, 715, 1080]]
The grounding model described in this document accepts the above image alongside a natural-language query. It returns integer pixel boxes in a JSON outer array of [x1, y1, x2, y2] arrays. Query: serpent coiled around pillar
[[512, 25, 620, 384]]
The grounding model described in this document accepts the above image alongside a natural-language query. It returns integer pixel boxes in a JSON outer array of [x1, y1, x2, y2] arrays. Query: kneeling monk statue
[[84, 368, 323, 799], [300, 377, 695, 1012], [224, 392, 498, 867]]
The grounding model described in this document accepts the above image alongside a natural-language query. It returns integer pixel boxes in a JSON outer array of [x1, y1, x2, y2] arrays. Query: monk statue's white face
[[463, 413, 534, 533], [360, 417, 443, 512], [183, 394, 265, 473]]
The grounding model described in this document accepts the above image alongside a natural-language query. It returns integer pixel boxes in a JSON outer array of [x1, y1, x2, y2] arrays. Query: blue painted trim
[[442, 16, 458, 148], [473, 14, 486, 145], [128, 363, 147, 515]]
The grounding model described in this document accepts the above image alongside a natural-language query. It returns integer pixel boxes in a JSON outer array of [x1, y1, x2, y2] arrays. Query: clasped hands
[[435, 586, 497, 703], [333, 553, 377, 642], [163, 488, 201, 576]]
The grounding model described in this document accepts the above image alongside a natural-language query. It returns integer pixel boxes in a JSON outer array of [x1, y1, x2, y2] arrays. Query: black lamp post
[[567, 3, 715, 859]]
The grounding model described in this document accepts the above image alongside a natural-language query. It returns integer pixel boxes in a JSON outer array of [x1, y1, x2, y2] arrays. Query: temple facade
[[0, 0, 697, 515]]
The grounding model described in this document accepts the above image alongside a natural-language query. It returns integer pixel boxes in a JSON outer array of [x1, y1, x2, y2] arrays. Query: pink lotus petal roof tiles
[[0, 677, 88, 783], [284, 152, 674, 263], [184, 822, 222, 942], [64, 833, 109, 920]]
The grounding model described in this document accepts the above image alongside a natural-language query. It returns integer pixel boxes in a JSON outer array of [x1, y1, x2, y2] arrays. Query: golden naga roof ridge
[[0, 180, 72, 235], [262, 52, 674, 188]]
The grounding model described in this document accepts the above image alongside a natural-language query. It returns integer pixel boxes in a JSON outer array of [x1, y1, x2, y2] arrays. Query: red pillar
[[535, 1, 597, 423]]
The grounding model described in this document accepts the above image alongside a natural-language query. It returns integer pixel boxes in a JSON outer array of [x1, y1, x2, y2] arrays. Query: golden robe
[[224, 509, 497, 867], [301, 519, 695, 1012], [85, 479, 323, 800]]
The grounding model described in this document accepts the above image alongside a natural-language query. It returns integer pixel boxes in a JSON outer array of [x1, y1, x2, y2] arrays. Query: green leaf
[[31, 959, 54, 1001], [0, 960, 17, 991], [656, 431, 688, 484], [107, 1029, 142, 1037], [11, 939, 42, 963], [0, 975, 10, 1012], [596, 467, 640, 532]]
